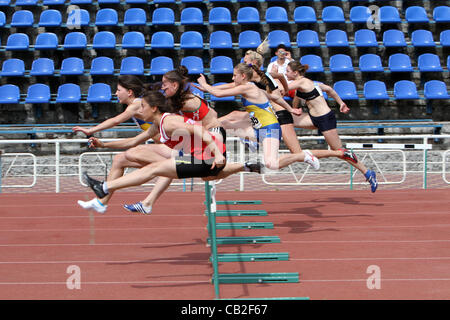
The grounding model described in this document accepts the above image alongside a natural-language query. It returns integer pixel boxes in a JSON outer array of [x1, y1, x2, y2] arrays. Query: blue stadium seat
[[411, 29, 435, 47], [294, 6, 316, 23], [56, 83, 81, 103], [1, 59, 25, 76], [30, 58, 54, 76], [209, 7, 231, 25], [123, 31, 146, 49], [297, 30, 320, 48], [98, 0, 119, 3], [125, 0, 147, 3], [424, 80, 449, 99], [441, 30, 450, 47], [11, 10, 34, 27], [210, 56, 233, 74], [0, 84, 20, 104], [266, 6, 289, 24], [34, 32, 58, 50], [120, 56, 144, 75], [322, 6, 345, 23], [0, 11, 5, 27], [60, 57, 84, 75], [0, 0, 11, 5], [70, 0, 92, 4], [349, 6, 372, 24], [210, 82, 234, 101], [405, 6, 429, 23], [325, 29, 349, 47], [124, 8, 147, 26], [364, 80, 389, 100], [379, 6, 401, 24], [181, 56, 204, 74], [268, 30, 291, 48], [433, 6, 450, 23], [237, 7, 260, 24], [90, 57, 114, 75], [181, 0, 202, 2], [43, 0, 65, 4], [180, 7, 203, 25], [329, 54, 354, 72], [150, 31, 173, 49], [388, 53, 413, 72], [209, 31, 232, 49], [15, 0, 38, 5], [6, 33, 29, 51], [354, 29, 378, 47], [300, 55, 324, 73], [66, 9, 90, 27], [87, 83, 112, 103], [189, 83, 204, 99], [38, 9, 62, 27], [25, 84, 51, 104], [180, 31, 203, 49], [150, 56, 174, 75], [238, 30, 261, 49], [92, 31, 116, 49], [154, 0, 174, 3], [383, 29, 407, 47], [152, 8, 174, 25], [359, 54, 384, 72], [95, 8, 118, 26], [63, 32, 87, 50], [418, 53, 443, 72], [393, 80, 420, 99], [333, 80, 359, 100]]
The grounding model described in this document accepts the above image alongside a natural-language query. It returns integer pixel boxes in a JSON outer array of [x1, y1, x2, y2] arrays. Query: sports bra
[[253, 72, 278, 92], [296, 82, 324, 101], [180, 96, 210, 122]]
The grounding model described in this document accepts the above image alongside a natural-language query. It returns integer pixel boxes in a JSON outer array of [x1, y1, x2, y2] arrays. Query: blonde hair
[[256, 36, 269, 57], [234, 63, 254, 81], [244, 50, 263, 68]]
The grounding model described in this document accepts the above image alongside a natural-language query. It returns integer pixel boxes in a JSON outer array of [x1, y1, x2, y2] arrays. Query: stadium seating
[[209, 7, 232, 25], [394, 80, 420, 100], [25, 84, 51, 104], [87, 83, 112, 103], [0, 84, 20, 103], [30, 58, 55, 76], [63, 32, 87, 50], [90, 57, 115, 75], [120, 57, 144, 75], [1, 59, 25, 77], [181, 56, 204, 74], [56, 83, 81, 103], [180, 31, 204, 50], [150, 56, 174, 75]]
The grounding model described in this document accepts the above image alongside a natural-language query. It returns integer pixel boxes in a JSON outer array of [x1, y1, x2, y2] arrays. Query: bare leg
[[322, 129, 368, 175], [280, 123, 302, 154], [141, 177, 172, 207]]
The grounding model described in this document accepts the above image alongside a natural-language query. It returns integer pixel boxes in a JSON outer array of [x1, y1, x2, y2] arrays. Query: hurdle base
[[215, 252, 289, 262], [205, 209, 268, 217], [213, 273, 299, 284], [215, 222, 273, 230], [205, 200, 262, 205], [208, 236, 281, 245]]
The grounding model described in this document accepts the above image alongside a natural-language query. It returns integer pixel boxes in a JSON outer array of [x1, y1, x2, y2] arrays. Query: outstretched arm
[[73, 103, 141, 135], [88, 125, 157, 150], [196, 74, 247, 98]]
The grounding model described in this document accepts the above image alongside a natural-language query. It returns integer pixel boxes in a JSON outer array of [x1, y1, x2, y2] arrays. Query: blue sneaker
[[123, 202, 152, 215], [365, 170, 378, 193]]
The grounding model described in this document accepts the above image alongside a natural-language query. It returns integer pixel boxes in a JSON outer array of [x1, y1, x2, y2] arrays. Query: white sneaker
[[77, 198, 107, 214], [303, 150, 320, 170]]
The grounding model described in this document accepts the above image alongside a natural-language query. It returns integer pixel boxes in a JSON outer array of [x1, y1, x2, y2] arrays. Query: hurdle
[[346, 142, 432, 189], [204, 181, 306, 300]]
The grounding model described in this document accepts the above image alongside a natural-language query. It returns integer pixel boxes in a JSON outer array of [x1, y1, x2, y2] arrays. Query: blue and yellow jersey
[[132, 117, 152, 131], [242, 98, 278, 128]]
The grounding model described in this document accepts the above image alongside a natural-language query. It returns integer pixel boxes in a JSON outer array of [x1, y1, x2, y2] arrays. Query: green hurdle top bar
[[204, 200, 262, 205]]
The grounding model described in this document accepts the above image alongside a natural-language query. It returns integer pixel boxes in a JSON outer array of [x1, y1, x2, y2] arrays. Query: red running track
[[0, 188, 449, 300]]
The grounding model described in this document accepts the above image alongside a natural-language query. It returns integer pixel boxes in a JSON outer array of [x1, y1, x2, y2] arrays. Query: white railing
[[0, 135, 449, 192]]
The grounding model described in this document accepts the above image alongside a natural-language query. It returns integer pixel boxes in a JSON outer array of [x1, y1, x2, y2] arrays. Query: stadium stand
[[0, 0, 447, 140]]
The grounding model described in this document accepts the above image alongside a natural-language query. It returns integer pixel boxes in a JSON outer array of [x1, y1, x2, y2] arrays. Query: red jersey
[[180, 96, 210, 121], [159, 113, 225, 160]]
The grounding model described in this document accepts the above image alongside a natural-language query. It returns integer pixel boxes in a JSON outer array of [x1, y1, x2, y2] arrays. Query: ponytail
[[288, 61, 309, 76]]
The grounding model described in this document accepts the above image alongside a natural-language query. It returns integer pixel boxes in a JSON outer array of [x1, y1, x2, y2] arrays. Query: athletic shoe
[[240, 138, 258, 153], [303, 150, 320, 170], [365, 170, 378, 193], [77, 198, 107, 214], [339, 148, 358, 164], [123, 202, 152, 215], [83, 173, 108, 199], [244, 160, 263, 173]]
